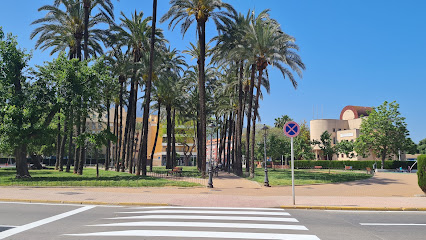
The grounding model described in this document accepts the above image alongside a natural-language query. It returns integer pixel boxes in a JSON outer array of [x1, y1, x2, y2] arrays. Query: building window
[[333, 137, 336, 144], [341, 154, 344, 158], [333, 128, 335, 132], [338, 128, 341, 131]]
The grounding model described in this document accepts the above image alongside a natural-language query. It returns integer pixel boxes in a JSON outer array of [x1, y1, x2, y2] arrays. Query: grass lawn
[[0, 167, 202, 187], [248, 168, 372, 186]]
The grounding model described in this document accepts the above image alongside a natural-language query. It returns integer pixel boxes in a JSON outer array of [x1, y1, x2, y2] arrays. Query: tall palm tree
[[161, 0, 235, 177], [245, 10, 305, 177]]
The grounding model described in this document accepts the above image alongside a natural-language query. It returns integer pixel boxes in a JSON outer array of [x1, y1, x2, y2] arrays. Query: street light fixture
[[262, 124, 270, 187], [208, 123, 216, 188]]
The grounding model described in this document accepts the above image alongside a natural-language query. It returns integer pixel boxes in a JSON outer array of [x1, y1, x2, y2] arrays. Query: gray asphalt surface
[[0, 202, 425, 240]]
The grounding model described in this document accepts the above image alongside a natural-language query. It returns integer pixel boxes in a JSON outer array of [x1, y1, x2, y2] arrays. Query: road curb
[[280, 205, 426, 211], [0, 198, 169, 207]]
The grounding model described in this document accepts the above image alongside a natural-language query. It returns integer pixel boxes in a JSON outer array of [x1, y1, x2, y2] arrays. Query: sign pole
[[291, 136, 295, 205]]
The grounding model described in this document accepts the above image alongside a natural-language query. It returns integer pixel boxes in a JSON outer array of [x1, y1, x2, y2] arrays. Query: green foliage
[[291, 160, 415, 170], [274, 115, 292, 129], [335, 140, 355, 159], [355, 101, 410, 167], [418, 139, 426, 154], [418, 155, 426, 193]]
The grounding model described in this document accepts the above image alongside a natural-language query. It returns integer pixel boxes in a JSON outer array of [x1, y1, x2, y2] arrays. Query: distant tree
[[418, 138, 426, 154], [355, 101, 410, 169], [335, 140, 355, 159], [294, 121, 314, 160], [274, 115, 293, 129]]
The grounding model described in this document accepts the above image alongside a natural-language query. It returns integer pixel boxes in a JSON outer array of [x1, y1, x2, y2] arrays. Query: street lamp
[[208, 123, 215, 188], [262, 124, 270, 187]]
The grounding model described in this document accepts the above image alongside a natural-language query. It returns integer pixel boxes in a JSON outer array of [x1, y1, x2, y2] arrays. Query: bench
[[345, 166, 353, 170], [314, 166, 323, 169], [167, 167, 183, 177], [366, 167, 373, 175]]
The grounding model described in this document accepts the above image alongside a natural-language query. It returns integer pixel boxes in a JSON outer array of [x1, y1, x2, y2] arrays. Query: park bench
[[314, 166, 323, 169], [167, 167, 183, 177], [345, 166, 353, 170], [366, 167, 373, 175]]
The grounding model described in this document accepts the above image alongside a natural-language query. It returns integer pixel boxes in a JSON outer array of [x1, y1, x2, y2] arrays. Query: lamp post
[[262, 124, 270, 187], [208, 123, 215, 188]]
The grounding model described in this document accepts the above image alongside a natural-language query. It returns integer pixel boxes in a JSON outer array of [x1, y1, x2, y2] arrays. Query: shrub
[[417, 155, 426, 193]]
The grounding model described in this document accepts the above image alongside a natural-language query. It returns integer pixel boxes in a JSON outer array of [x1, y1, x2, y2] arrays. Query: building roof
[[340, 106, 373, 120]]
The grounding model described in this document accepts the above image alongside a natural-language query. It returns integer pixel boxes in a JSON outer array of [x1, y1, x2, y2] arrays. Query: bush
[[289, 160, 416, 170], [418, 155, 426, 193]]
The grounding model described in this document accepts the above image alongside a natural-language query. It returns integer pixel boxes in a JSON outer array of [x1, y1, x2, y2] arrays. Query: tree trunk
[[66, 106, 73, 172], [55, 114, 61, 170], [83, 0, 90, 60], [247, 64, 255, 178], [113, 102, 118, 169], [74, 102, 81, 174], [123, 77, 135, 171], [150, 102, 161, 172], [251, 67, 264, 178], [59, 110, 69, 171], [197, 20, 207, 178], [30, 154, 43, 170], [235, 62, 244, 175], [105, 99, 111, 170], [78, 103, 87, 175], [15, 144, 30, 178], [139, 0, 157, 176], [166, 104, 172, 169], [172, 108, 176, 167], [116, 76, 124, 171], [227, 113, 233, 173]]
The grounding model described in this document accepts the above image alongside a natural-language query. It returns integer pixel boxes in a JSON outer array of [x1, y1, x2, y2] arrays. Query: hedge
[[271, 160, 417, 170], [418, 155, 426, 193]]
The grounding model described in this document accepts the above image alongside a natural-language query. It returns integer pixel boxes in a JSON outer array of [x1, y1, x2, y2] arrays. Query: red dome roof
[[340, 106, 373, 120]]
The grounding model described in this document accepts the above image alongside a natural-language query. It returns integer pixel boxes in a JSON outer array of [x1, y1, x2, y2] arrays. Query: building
[[206, 138, 233, 164], [310, 105, 373, 160]]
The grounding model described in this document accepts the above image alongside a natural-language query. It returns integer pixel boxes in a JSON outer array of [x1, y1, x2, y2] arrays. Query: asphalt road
[[0, 202, 425, 240]]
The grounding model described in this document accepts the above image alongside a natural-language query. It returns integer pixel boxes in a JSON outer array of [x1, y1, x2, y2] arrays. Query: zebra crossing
[[65, 206, 320, 240]]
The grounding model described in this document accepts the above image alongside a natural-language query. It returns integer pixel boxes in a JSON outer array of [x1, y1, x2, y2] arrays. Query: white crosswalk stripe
[[64, 207, 320, 240]]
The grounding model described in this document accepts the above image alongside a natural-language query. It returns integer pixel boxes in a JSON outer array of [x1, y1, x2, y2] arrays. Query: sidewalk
[[0, 171, 425, 210]]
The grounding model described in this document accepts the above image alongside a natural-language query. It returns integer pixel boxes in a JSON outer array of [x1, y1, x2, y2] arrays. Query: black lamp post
[[262, 124, 270, 187], [208, 123, 215, 188]]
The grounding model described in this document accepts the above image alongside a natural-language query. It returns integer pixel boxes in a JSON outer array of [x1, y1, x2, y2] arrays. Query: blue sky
[[0, 0, 425, 143]]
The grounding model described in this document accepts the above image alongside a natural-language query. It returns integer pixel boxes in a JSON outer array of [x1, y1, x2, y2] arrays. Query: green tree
[[0, 28, 58, 177], [417, 138, 426, 154], [355, 101, 410, 169], [274, 115, 293, 129], [335, 140, 355, 159]]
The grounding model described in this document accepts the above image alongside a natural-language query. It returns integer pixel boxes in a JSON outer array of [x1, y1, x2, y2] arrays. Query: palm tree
[[161, 0, 235, 177], [245, 10, 305, 178], [274, 115, 293, 129]]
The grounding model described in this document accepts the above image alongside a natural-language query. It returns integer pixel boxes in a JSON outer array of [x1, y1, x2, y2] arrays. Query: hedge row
[[272, 160, 417, 170], [418, 155, 426, 193]]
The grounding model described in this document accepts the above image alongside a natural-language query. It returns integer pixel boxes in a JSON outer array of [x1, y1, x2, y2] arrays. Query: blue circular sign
[[283, 121, 300, 138]]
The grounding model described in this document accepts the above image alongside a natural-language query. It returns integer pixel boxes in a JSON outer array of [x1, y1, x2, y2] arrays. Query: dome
[[340, 106, 373, 120]]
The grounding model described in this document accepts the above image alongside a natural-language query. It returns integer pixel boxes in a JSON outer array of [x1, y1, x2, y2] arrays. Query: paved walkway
[[0, 171, 425, 209]]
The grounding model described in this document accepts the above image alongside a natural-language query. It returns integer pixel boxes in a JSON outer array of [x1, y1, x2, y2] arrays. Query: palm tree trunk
[[66, 106, 73, 172], [116, 76, 124, 171], [139, 0, 157, 177], [59, 109, 69, 171], [83, 0, 90, 60], [166, 104, 172, 169], [227, 113, 233, 173], [172, 108, 176, 167], [105, 99, 111, 170], [55, 114, 61, 170], [197, 20, 207, 178], [247, 64, 255, 177], [113, 103, 118, 168], [123, 77, 135, 171], [74, 101, 81, 174], [150, 102, 161, 171], [235, 62, 244, 175], [78, 104, 87, 175], [251, 67, 264, 178]]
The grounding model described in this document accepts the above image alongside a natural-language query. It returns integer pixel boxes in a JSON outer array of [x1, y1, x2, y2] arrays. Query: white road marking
[[0, 225, 17, 228], [118, 209, 291, 216], [0, 206, 95, 239], [129, 206, 284, 211], [66, 230, 320, 239], [89, 221, 308, 230], [107, 214, 299, 222], [360, 223, 426, 226], [325, 210, 425, 213]]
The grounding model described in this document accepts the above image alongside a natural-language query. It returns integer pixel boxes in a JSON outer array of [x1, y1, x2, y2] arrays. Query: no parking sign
[[283, 121, 300, 138]]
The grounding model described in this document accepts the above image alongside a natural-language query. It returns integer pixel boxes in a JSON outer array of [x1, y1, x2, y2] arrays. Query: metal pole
[[291, 137, 295, 205], [208, 130, 214, 188]]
